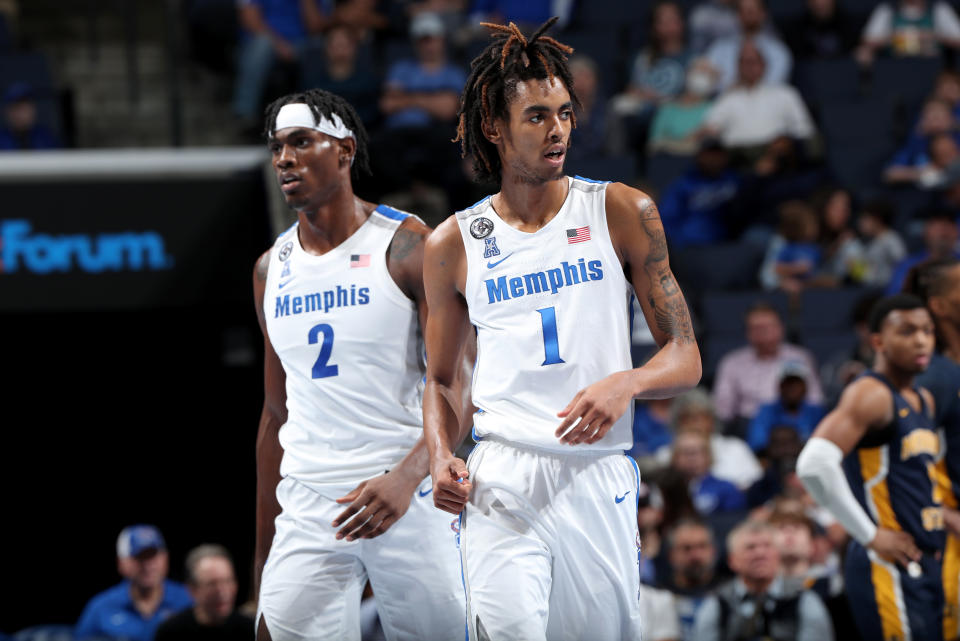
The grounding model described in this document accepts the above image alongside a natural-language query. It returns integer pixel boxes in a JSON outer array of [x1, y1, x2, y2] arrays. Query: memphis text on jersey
[[485, 257, 603, 304], [274, 284, 370, 318]]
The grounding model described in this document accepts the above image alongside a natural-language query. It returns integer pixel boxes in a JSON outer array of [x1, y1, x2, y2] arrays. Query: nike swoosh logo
[[486, 253, 513, 269], [278, 279, 294, 288], [418, 488, 433, 497], [615, 491, 630, 504]]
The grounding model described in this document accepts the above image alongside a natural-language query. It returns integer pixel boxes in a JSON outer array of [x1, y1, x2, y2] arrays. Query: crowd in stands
[[8, 0, 960, 639]]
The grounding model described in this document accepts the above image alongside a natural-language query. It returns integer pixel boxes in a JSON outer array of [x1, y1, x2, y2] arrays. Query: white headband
[[274, 103, 355, 140]]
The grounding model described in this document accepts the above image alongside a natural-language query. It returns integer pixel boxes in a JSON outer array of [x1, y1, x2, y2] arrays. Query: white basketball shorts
[[258, 475, 466, 641], [461, 439, 642, 641]]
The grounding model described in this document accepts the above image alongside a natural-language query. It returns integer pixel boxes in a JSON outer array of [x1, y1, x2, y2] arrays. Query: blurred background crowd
[[5, 0, 960, 639]]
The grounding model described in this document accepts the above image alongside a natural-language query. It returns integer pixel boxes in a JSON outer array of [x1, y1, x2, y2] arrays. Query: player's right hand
[[868, 528, 922, 567], [431, 453, 472, 515]]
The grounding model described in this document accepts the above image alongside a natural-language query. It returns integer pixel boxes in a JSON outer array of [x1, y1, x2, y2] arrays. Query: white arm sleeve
[[796, 437, 878, 545]]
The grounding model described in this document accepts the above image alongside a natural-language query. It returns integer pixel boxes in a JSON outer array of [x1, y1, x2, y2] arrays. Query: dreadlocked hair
[[263, 88, 371, 180], [453, 17, 580, 184], [903, 256, 960, 303]]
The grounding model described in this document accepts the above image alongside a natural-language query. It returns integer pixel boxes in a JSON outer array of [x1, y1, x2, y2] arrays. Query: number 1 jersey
[[264, 206, 425, 498], [456, 176, 634, 453]]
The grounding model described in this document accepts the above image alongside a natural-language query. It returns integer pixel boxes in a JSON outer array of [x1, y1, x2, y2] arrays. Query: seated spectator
[[689, 0, 739, 55], [154, 544, 252, 640], [885, 207, 960, 293], [814, 186, 865, 287], [672, 429, 747, 517], [769, 200, 823, 293], [565, 55, 608, 163], [0, 82, 60, 150], [745, 424, 804, 508], [641, 584, 684, 641], [629, 397, 674, 459], [747, 362, 827, 452], [884, 98, 960, 185], [700, 40, 815, 154], [662, 518, 722, 641], [856, 199, 908, 287], [638, 481, 667, 585], [784, 0, 860, 60], [75, 525, 192, 641], [691, 520, 834, 641], [655, 388, 764, 490], [919, 132, 960, 188], [932, 68, 960, 120], [300, 23, 380, 129], [713, 301, 824, 424], [329, 0, 388, 42], [231, 0, 326, 127], [647, 59, 718, 156], [857, 0, 960, 63], [704, 0, 792, 92], [658, 138, 741, 248]]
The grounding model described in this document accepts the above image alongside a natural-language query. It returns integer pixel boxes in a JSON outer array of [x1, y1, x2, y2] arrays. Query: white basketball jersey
[[264, 206, 425, 497], [456, 176, 634, 453]]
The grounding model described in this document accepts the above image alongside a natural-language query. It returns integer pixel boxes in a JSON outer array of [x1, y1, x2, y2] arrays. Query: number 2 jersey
[[264, 206, 425, 498], [843, 371, 946, 552], [456, 176, 634, 454]]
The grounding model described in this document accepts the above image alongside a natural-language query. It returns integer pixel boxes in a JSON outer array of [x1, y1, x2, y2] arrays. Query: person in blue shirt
[[748, 361, 826, 452], [0, 82, 60, 150], [672, 429, 747, 517], [75, 525, 192, 641]]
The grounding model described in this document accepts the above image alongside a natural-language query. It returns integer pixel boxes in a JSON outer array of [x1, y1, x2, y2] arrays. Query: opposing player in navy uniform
[[909, 258, 960, 640], [798, 294, 945, 641], [252, 89, 464, 641], [422, 18, 702, 641]]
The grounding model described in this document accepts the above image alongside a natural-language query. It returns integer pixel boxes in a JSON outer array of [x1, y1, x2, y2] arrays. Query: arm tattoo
[[389, 229, 423, 262], [639, 202, 695, 345]]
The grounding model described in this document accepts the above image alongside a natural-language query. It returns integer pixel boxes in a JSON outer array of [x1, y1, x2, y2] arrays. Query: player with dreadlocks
[[423, 18, 701, 641], [252, 88, 465, 640], [907, 258, 960, 640]]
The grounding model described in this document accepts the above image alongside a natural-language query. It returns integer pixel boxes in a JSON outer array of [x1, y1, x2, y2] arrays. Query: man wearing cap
[[74, 525, 192, 641], [746, 360, 827, 452]]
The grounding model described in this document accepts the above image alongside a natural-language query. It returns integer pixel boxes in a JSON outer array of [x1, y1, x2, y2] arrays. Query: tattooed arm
[[553, 185, 701, 445]]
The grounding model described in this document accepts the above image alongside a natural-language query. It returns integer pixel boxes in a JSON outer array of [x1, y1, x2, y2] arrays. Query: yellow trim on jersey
[[936, 459, 958, 509], [871, 557, 906, 641], [945, 535, 960, 641], [860, 447, 903, 531]]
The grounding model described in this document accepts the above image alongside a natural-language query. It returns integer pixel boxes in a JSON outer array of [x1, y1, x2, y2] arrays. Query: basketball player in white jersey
[[253, 89, 465, 641], [423, 20, 702, 641]]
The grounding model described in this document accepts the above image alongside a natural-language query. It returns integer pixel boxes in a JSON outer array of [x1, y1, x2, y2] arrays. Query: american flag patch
[[566, 226, 590, 244], [350, 254, 370, 268]]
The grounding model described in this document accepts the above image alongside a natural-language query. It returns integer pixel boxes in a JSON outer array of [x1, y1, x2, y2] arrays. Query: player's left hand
[[331, 468, 421, 541], [555, 371, 634, 445]]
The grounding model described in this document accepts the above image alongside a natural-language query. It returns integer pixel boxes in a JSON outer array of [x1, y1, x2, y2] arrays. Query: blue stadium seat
[[567, 153, 637, 185], [560, 30, 626, 97], [672, 243, 766, 294], [801, 330, 858, 368], [793, 58, 863, 104], [799, 287, 870, 332], [703, 331, 746, 382], [870, 57, 942, 119], [699, 290, 790, 336], [0, 52, 62, 138], [818, 96, 899, 191], [646, 152, 692, 196]]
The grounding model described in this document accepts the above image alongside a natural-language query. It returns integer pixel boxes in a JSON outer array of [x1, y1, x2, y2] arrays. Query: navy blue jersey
[[917, 352, 960, 506], [843, 371, 946, 553]]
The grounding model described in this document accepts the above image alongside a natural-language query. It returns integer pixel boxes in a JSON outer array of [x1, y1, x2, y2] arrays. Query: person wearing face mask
[[648, 58, 718, 156]]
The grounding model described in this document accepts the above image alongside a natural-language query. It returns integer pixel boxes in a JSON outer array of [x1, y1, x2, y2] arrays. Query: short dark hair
[[868, 294, 927, 333], [860, 198, 895, 228], [262, 88, 371, 180], [453, 18, 579, 184], [903, 257, 960, 302]]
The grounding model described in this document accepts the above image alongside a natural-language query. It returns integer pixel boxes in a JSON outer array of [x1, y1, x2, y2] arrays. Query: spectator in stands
[[466, 0, 567, 32], [630, 397, 674, 459], [329, 0, 387, 42], [856, 199, 907, 286], [691, 520, 834, 641], [783, 0, 859, 61], [747, 362, 826, 452], [0, 82, 60, 150], [566, 55, 608, 163], [857, 0, 960, 63], [770, 200, 823, 294], [768, 510, 840, 600], [814, 186, 865, 287], [704, 0, 792, 92], [658, 137, 741, 248], [932, 68, 960, 119], [689, 0, 739, 55], [75, 525, 192, 641], [918, 132, 960, 188], [648, 59, 719, 156], [655, 388, 763, 490], [640, 584, 683, 641], [370, 11, 465, 195], [300, 23, 380, 128], [672, 429, 747, 517], [713, 301, 824, 424], [662, 518, 721, 641], [885, 207, 960, 293], [154, 544, 252, 640], [231, 0, 327, 127], [884, 98, 960, 185], [699, 40, 814, 161], [745, 424, 804, 508], [638, 481, 666, 585]]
